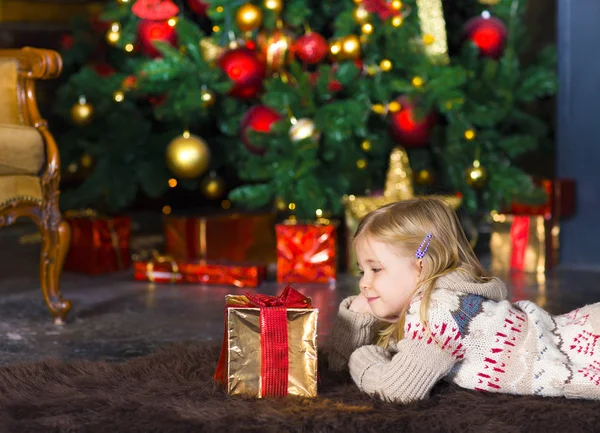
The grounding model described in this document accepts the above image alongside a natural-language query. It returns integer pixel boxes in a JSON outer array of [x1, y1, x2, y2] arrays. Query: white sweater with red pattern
[[327, 270, 600, 403]]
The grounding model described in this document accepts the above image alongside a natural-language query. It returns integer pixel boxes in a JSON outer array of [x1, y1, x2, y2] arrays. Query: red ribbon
[[214, 286, 312, 397], [509, 216, 531, 270]]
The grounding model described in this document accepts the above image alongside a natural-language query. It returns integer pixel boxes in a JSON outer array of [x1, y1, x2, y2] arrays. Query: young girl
[[327, 197, 600, 403]]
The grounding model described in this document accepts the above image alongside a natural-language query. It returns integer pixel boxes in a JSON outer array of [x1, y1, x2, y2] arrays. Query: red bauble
[[309, 72, 343, 93], [389, 97, 436, 148], [294, 32, 328, 65], [463, 15, 507, 59], [187, 0, 209, 16], [239, 105, 282, 155], [138, 19, 177, 58], [132, 0, 179, 20], [92, 63, 116, 77], [218, 47, 265, 99]]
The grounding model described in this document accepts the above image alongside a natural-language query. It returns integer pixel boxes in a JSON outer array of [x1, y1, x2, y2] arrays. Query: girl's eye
[[372, 268, 381, 273], [358, 270, 364, 276]]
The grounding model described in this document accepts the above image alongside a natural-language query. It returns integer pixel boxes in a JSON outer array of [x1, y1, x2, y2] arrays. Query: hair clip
[[415, 233, 432, 259]]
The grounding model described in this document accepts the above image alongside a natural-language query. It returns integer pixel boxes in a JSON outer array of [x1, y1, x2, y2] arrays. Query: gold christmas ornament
[[415, 168, 434, 185], [391, 16, 403, 27], [275, 196, 287, 211], [165, 131, 211, 179], [264, 0, 282, 14], [116, 0, 130, 4], [200, 89, 216, 107], [412, 76, 424, 87], [352, 5, 370, 24], [106, 22, 121, 46], [356, 159, 367, 169], [339, 34, 361, 60], [80, 153, 94, 169], [329, 39, 342, 61], [113, 90, 125, 102], [200, 38, 225, 63], [391, 0, 403, 10], [361, 23, 374, 35], [388, 101, 402, 112], [289, 118, 320, 142], [465, 160, 487, 188], [236, 3, 263, 32], [200, 172, 226, 200], [371, 104, 387, 115], [380, 59, 392, 72], [361, 139, 371, 151], [70, 96, 94, 126], [464, 129, 476, 140]]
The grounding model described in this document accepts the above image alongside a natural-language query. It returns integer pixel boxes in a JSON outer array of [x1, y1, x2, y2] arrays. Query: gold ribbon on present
[[134, 249, 180, 283], [343, 147, 462, 275], [64, 208, 127, 270]]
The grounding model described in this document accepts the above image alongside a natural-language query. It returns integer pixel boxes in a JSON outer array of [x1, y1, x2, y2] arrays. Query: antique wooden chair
[[0, 47, 71, 324]]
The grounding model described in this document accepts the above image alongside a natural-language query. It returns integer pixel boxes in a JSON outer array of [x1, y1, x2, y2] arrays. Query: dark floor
[[1, 217, 599, 366]]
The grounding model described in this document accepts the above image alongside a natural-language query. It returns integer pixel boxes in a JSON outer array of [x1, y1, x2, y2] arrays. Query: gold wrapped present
[[343, 147, 462, 274], [490, 212, 559, 274], [214, 286, 318, 398]]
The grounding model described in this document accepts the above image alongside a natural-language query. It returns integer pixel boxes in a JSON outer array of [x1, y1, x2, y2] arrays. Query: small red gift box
[[163, 212, 276, 264], [133, 253, 266, 288], [63, 210, 131, 275], [508, 179, 575, 219], [276, 221, 337, 284]]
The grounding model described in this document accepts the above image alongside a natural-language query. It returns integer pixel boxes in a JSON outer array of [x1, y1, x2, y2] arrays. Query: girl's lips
[[366, 297, 379, 303]]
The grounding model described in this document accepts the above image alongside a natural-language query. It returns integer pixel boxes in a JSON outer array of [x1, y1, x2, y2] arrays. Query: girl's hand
[[349, 293, 372, 315]]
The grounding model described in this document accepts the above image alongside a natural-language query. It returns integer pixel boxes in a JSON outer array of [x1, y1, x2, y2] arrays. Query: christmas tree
[[53, 0, 557, 219]]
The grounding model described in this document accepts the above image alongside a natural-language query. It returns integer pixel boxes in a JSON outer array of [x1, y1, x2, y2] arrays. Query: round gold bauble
[[236, 3, 263, 32], [70, 97, 94, 126], [106, 23, 121, 46], [165, 132, 211, 179], [465, 161, 487, 188], [415, 168, 434, 185], [339, 34, 361, 60], [275, 196, 287, 211], [289, 118, 320, 142], [80, 153, 94, 169], [352, 5, 370, 25], [200, 173, 226, 200], [264, 0, 282, 14], [200, 89, 215, 107]]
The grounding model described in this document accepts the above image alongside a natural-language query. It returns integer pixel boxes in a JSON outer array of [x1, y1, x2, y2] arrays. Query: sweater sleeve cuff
[[349, 340, 456, 403], [326, 296, 380, 371]]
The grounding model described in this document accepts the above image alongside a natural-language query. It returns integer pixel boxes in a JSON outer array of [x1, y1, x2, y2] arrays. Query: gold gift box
[[216, 290, 318, 398], [489, 213, 559, 273]]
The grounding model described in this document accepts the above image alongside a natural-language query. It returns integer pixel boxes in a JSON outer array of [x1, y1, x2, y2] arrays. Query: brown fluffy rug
[[1, 342, 600, 433]]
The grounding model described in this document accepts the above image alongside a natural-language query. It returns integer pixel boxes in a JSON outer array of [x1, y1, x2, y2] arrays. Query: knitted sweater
[[327, 270, 600, 403]]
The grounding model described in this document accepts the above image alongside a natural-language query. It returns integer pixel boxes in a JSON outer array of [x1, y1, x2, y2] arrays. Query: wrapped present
[[343, 147, 462, 275], [214, 286, 318, 398], [508, 178, 576, 219], [276, 220, 337, 284], [489, 213, 558, 273], [132, 252, 266, 288], [63, 210, 131, 274], [164, 212, 276, 264]]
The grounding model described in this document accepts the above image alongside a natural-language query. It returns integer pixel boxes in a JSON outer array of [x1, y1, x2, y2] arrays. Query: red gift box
[[64, 211, 131, 274], [508, 179, 575, 219], [133, 254, 266, 288], [276, 221, 337, 284], [164, 213, 276, 264]]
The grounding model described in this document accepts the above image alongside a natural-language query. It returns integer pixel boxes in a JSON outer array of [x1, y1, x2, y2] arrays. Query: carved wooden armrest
[[0, 47, 62, 80]]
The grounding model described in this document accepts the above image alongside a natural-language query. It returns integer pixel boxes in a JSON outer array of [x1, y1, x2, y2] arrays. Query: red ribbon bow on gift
[[214, 286, 312, 397]]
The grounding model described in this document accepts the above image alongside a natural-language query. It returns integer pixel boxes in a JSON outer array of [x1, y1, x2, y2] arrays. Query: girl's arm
[[326, 296, 381, 371], [348, 306, 464, 403]]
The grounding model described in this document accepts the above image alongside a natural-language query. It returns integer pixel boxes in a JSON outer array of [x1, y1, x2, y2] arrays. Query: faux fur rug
[[1, 343, 600, 433]]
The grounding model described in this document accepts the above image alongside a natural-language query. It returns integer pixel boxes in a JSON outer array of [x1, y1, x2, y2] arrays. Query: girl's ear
[[416, 258, 423, 277]]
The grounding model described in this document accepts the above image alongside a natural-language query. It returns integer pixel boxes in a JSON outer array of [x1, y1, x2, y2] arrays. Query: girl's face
[[355, 236, 421, 322]]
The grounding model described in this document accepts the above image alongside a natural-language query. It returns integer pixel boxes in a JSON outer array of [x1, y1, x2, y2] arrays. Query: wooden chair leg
[[39, 217, 72, 324]]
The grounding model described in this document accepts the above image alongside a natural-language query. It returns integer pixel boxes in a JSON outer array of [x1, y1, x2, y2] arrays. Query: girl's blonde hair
[[353, 197, 489, 347]]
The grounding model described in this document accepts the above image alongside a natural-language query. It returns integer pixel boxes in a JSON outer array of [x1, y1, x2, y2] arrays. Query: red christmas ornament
[[138, 19, 177, 58], [92, 63, 116, 77], [463, 14, 507, 59], [187, 0, 209, 16], [363, 0, 401, 20], [218, 47, 265, 99], [389, 97, 436, 148], [132, 0, 179, 20], [294, 32, 328, 65], [239, 105, 282, 155], [309, 72, 343, 93]]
